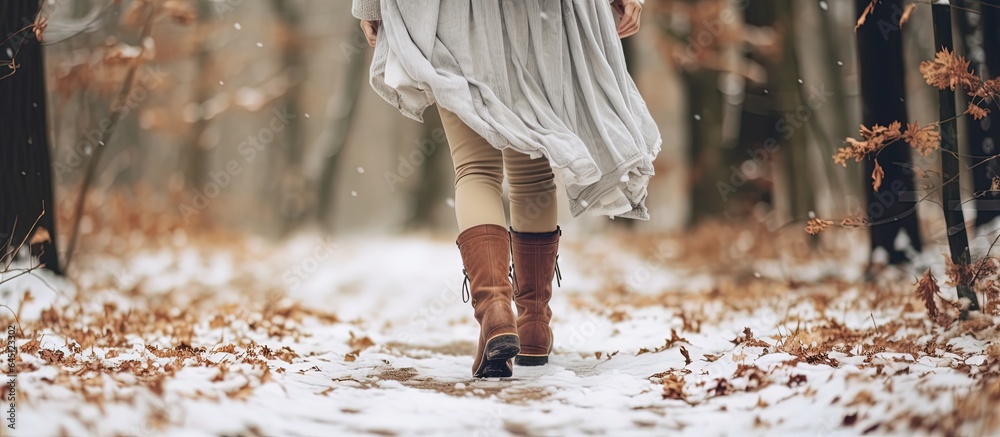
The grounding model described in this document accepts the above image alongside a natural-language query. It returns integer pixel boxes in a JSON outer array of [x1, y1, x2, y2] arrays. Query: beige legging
[[438, 106, 558, 233]]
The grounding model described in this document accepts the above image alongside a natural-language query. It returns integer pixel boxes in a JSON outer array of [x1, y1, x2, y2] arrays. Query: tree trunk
[[183, 0, 214, 190], [316, 30, 368, 223], [932, 3, 979, 312], [0, 0, 62, 273], [271, 0, 307, 234], [685, 70, 727, 223], [774, 0, 815, 221], [854, 0, 922, 265], [972, 0, 1000, 227]]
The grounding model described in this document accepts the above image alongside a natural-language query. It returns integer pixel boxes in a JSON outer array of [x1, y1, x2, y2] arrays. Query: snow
[[1, 231, 997, 436]]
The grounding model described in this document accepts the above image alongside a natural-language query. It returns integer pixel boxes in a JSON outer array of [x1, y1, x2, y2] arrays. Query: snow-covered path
[[2, 230, 997, 436]]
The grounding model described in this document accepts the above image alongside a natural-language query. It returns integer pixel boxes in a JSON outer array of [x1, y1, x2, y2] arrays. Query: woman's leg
[[439, 106, 520, 377], [503, 149, 558, 233], [438, 107, 506, 231]]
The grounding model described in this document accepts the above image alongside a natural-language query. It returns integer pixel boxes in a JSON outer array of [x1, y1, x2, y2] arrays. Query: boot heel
[[515, 355, 548, 366], [475, 334, 520, 378], [485, 334, 520, 361]]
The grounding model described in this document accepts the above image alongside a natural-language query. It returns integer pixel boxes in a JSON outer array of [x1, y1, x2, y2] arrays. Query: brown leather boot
[[456, 224, 520, 378], [509, 226, 561, 366]]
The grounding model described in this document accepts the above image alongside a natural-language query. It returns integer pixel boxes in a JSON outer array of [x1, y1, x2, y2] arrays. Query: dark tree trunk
[[855, 0, 922, 265], [972, 0, 1000, 227], [730, 0, 779, 216], [932, 3, 979, 312], [685, 71, 727, 223], [1, 0, 62, 273]]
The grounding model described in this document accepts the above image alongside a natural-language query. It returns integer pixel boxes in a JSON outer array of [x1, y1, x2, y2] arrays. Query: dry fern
[[920, 48, 980, 92], [805, 218, 834, 235], [902, 122, 941, 157]]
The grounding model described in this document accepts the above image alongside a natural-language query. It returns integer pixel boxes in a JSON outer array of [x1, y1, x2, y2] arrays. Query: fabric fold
[[368, 0, 662, 219]]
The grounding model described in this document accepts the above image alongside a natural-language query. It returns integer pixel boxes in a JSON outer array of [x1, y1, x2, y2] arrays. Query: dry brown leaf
[[662, 374, 685, 400], [680, 346, 692, 366], [872, 160, 884, 192], [903, 121, 941, 156], [348, 332, 375, 352], [840, 216, 868, 228], [29, 226, 50, 245], [856, 0, 876, 30], [966, 102, 989, 121], [805, 218, 835, 235], [899, 4, 917, 27], [835, 122, 904, 166], [916, 269, 940, 320], [920, 48, 979, 91]]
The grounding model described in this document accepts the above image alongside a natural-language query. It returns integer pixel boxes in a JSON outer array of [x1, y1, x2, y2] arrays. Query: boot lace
[[461, 268, 471, 303], [554, 254, 562, 287]]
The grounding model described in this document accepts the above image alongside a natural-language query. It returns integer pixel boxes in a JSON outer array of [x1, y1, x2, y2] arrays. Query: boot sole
[[514, 355, 548, 366], [474, 334, 520, 378], [515, 326, 552, 366]]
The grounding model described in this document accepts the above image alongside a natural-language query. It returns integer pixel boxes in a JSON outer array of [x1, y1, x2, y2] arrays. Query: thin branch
[[63, 4, 157, 271]]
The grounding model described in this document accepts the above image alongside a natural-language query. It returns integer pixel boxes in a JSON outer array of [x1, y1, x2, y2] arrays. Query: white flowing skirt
[[368, 0, 662, 219]]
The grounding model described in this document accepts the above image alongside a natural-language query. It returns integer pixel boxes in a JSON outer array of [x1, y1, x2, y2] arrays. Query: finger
[[617, 5, 636, 34], [361, 22, 376, 46], [623, 4, 641, 36]]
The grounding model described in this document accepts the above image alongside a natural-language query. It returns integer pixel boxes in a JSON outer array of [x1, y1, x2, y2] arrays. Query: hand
[[610, 0, 642, 38], [361, 20, 381, 47]]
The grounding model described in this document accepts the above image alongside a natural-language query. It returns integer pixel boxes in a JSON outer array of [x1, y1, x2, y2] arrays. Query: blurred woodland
[[3, 1, 1000, 435], [1, 0, 999, 292]]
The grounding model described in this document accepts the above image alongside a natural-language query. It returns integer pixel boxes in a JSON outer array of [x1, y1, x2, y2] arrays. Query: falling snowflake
[[820, 1, 828, 10], [234, 23, 242, 30], [256, 42, 264, 48], [357, 167, 365, 174], [694, 114, 702, 121], [446, 198, 455, 208], [351, 191, 358, 197]]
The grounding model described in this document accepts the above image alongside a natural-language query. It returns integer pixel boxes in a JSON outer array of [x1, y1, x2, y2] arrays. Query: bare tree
[[1, 0, 61, 273], [854, 0, 922, 265]]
